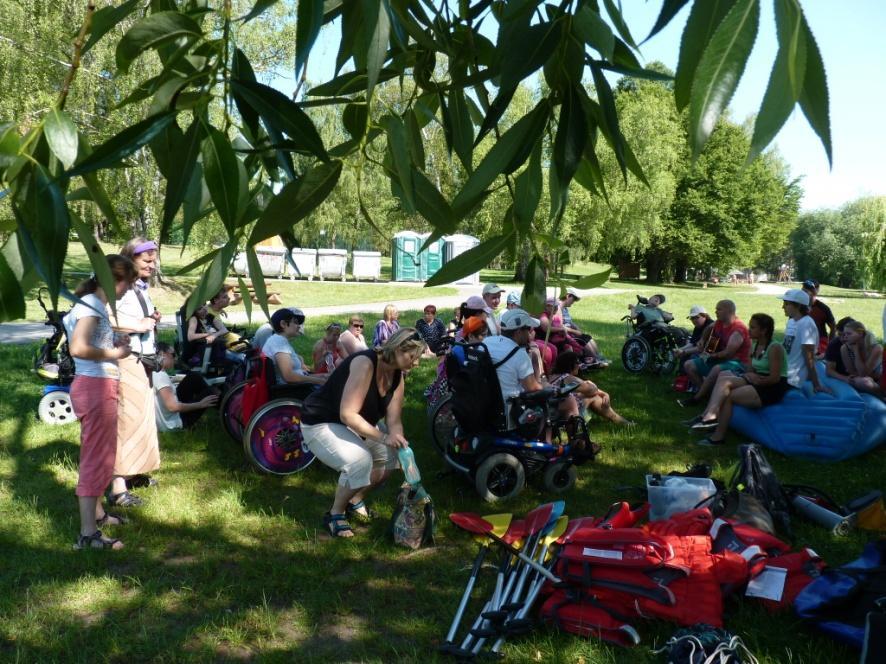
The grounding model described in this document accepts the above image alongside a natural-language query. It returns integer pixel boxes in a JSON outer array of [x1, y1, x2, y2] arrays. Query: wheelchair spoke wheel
[[621, 337, 651, 373], [541, 461, 577, 493], [428, 395, 457, 457], [650, 346, 678, 375], [243, 399, 315, 475], [219, 381, 247, 443], [475, 453, 525, 502], [37, 390, 77, 425]]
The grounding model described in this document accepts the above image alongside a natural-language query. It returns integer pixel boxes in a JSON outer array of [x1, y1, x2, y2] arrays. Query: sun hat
[[461, 315, 487, 338], [506, 291, 521, 305], [687, 305, 707, 318], [779, 289, 810, 306], [482, 283, 506, 296], [464, 295, 486, 310], [565, 287, 581, 300], [500, 308, 540, 330]]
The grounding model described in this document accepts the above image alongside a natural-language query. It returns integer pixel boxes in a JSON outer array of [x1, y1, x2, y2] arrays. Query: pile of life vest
[[538, 503, 827, 646]]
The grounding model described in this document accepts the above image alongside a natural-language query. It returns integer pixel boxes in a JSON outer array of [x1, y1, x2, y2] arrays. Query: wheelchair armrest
[[510, 387, 557, 403]]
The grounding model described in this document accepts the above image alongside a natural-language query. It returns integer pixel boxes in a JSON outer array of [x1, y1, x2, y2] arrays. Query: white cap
[[565, 287, 581, 300], [779, 289, 810, 306], [506, 291, 521, 305], [500, 308, 540, 330], [482, 283, 506, 296], [687, 305, 707, 318]]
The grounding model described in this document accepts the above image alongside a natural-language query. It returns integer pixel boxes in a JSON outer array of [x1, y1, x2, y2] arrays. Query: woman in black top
[[300, 328, 427, 537]]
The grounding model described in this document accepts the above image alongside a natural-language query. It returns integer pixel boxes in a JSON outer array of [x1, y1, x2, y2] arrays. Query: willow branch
[[58, 1, 96, 110]]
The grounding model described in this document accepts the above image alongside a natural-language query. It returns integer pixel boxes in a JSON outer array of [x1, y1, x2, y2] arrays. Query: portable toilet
[[418, 233, 445, 281], [391, 231, 422, 282], [443, 234, 481, 285]]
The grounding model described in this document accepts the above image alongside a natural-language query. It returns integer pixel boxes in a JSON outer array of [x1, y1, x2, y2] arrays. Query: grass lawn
[[1, 280, 883, 661]]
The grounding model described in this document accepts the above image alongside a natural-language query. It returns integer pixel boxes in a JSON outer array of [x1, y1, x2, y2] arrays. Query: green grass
[[2, 281, 883, 661]]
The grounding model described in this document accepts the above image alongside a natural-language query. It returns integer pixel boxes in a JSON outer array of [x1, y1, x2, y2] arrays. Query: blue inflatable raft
[[731, 364, 886, 461]]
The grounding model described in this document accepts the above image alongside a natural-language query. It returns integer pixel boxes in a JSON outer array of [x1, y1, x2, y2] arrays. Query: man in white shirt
[[484, 308, 544, 411], [481, 283, 506, 336], [779, 289, 829, 393]]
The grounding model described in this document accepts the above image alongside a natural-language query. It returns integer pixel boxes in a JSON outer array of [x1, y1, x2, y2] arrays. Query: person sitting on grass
[[373, 303, 400, 347], [312, 322, 346, 374], [299, 329, 427, 538], [152, 343, 219, 431], [825, 316, 855, 382], [689, 314, 789, 445], [674, 305, 715, 363], [548, 351, 632, 425], [262, 308, 327, 387], [559, 287, 606, 363], [415, 304, 448, 355], [339, 316, 368, 358], [840, 320, 884, 398]]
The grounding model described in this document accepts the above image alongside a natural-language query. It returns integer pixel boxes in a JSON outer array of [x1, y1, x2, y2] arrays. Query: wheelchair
[[427, 342, 599, 502], [219, 353, 316, 475], [620, 298, 690, 375], [33, 289, 77, 425]]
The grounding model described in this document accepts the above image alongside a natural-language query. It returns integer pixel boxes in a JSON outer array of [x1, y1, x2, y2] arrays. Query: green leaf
[[161, 119, 203, 240], [448, 87, 474, 172], [185, 241, 238, 319], [381, 114, 416, 214], [83, 0, 141, 55], [425, 232, 514, 287], [589, 64, 627, 178], [452, 99, 550, 217], [44, 109, 79, 170], [601, 0, 639, 51], [749, 0, 806, 162], [688, 0, 760, 157], [0, 233, 38, 296], [245, 246, 271, 321], [296, 0, 324, 77], [552, 84, 587, 192], [241, 0, 282, 23], [174, 243, 219, 276], [406, 109, 426, 167], [0, 252, 26, 322], [66, 112, 176, 178], [572, 5, 615, 61], [0, 123, 20, 171], [237, 275, 253, 322], [307, 68, 399, 97], [201, 126, 241, 235], [674, 0, 736, 111], [797, 12, 831, 167], [181, 164, 210, 247], [571, 266, 611, 289], [364, 0, 391, 96], [521, 255, 546, 315], [231, 49, 260, 138], [644, 0, 691, 43], [412, 169, 456, 234], [230, 80, 328, 161], [69, 211, 117, 315], [499, 21, 562, 91], [513, 139, 542, 234], [474, 86, 516, 146], [342, 101, 369, 139], [116, 11, 203, 74], [249, 160, 343, 244]]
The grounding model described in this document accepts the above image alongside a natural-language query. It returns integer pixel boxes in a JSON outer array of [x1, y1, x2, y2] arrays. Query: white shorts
[[301, 422, 398, 489]]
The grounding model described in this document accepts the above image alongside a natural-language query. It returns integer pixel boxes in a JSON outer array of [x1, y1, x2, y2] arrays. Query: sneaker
[[682, 414, 703, 427], [691, 418, 719, 431], [696, 436, 725, 446]]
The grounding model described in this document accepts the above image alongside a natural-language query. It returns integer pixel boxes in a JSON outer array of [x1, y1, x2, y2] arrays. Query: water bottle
[[398, 446, 422, 486]]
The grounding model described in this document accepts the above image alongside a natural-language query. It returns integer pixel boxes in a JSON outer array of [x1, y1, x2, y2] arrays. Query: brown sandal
[[74, 529, 123, 550]]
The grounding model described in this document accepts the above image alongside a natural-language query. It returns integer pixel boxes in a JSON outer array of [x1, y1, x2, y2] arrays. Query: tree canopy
[[0, 0, 834, 321]]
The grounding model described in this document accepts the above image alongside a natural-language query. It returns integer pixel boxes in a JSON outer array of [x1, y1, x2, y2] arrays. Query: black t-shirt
[[689, 319, 714, 346], [300, 350, 401, 425], [809, 300, 835, 339], [824, 337, 847, 375]]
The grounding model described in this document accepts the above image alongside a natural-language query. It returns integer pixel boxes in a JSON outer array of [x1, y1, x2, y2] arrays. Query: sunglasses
[[351, 323, 364, 328]]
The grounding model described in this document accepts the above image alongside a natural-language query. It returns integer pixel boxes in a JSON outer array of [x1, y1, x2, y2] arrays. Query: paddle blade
[[542, 515, 569, 547], [559, 516, 599, 544], [542, 500, 566, 533], [474, 513, 513, 544], [523, 503, 555, 536], [450, 512, 493, 535], [502, 519, 526, 546]]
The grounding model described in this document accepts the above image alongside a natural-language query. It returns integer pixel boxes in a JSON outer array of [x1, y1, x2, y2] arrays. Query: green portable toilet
[[391, 231, 422, 282], [418, 233, 445, 281]]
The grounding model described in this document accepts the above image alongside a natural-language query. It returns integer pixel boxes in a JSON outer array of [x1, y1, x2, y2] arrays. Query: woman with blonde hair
[[372, 303, 400, 347], [841, 320, 884, 397], [300, 328, 427, 537], [64, 255, 138, 549], [109, 237, 162, 506]]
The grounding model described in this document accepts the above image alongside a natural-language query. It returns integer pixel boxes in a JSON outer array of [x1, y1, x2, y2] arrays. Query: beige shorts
[[301, 422, 398, 489]]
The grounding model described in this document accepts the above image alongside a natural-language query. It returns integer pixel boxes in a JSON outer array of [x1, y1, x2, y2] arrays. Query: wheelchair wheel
[[242, 399, 315, 475], [37, 390, 77, 425], [428, 395, 457, 457], [650, 345, 678, 375], [541, 461, 577, 494], [621, 336, 651, 373], [475, 453, 525, 502], [220, 380, 247, 443]]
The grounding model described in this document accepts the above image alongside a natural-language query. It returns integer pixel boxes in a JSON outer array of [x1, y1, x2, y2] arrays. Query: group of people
[[664, 280, 884, 446]]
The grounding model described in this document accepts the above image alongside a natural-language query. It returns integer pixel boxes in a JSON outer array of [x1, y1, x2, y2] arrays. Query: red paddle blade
[[502, 519, 526, 546], [523, 503, 555, 537], [450, 512, 493, 535], [559, 516, 599, 544]]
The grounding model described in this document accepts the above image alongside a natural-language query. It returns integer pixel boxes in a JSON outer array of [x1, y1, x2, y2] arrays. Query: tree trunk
[[674, 260, 688, 283], [645, 252, 664, 283]]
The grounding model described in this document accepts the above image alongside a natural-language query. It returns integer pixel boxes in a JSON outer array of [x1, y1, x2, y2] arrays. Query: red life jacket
[[752, 548, 826, 612], [646, 507, 714, 537], [540, 588, 641, 646]]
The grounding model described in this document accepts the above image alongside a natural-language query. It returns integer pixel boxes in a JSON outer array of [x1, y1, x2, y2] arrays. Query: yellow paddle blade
[[541, 515, 569, 547], [472, 513, 512, 545]]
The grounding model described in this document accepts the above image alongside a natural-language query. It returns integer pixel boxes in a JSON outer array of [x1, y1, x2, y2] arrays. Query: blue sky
[[289, 1, 885, 212]]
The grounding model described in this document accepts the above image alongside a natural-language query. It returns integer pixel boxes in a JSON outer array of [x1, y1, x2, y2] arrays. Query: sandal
[[96, 511, 129, 528], [322, 512, 354, 538], [126, 475, 158, 490], [106, 490, 144, 508], [346, 500, 377, 522], [74, 529, 123, 550]]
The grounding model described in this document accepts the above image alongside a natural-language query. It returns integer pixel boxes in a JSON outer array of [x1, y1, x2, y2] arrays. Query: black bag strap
[[492, 344, 522, 369], [133, 287, 151, 317]]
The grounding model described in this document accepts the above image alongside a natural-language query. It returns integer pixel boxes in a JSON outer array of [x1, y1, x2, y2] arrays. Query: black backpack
[[445, 341, 520, 435], [729, 444, 792, 536]]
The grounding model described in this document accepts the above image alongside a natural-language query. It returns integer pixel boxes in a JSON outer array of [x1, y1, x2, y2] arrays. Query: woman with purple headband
[[107, 237, 163, 507]]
